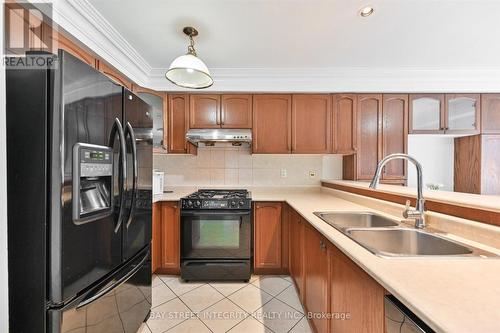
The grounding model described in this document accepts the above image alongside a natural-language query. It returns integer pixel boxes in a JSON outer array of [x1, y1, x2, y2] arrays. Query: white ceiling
[[72, 0, 500, 91], [88, 0, 500, 68]]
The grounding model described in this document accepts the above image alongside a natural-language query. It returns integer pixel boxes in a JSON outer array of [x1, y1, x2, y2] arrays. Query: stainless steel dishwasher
[[385, 295, 435, 333]]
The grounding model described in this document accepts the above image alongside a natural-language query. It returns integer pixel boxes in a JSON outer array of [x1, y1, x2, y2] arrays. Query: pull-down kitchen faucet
[[369, 153, 426, 229]]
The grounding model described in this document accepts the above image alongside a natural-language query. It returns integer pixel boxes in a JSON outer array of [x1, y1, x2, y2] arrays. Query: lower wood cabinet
[[288, 209, 304, 299], [253, 202, 288, 274], [304, 224, 330, 333], [152, 201, 180, 274], [330, 245, 386, 333]]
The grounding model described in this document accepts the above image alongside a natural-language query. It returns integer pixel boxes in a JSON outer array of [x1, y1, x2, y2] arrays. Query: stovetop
[[181, 189, 251, 210]]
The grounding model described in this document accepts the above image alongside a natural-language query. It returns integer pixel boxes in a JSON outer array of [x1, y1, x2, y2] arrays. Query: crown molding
[[26, 1, 500, 93], [148, 67, 500, 92], [28, 0, 151, 86]]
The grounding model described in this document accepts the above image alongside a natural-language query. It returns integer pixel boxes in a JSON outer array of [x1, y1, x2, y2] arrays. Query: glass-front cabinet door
[[409, 94, 445, 134], [445, 94, 480, 134]]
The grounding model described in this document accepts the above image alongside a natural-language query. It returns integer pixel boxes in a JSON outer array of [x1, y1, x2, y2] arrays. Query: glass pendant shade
[[165, 54, 213, 89]]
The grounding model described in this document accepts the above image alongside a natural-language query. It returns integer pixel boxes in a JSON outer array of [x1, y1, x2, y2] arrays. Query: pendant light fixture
[[165, 27, 213, 89]]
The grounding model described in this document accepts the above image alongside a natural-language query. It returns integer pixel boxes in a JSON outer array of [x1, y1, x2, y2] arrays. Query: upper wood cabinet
[[291, 94, 332, 153], [409, 94, 444, 134], [252, 95, 292, 154], [189, 94, 221, 128], [332, 94, 357, 154], [304, 224, 330, 333], [96, 60, 133, 90], [445, 94, 480, 134], [410, 94, 480, 134], [289, 209, 305, 299], [55, 33, 97, 68], [357, 94, 383, 181], [381, 94, 408, 181], [168, 94, 190, 153], [481, 94, 500, 134], [253, 202, 283, 273], [221, 95, 253, 128], [330, 245, 385, 333]]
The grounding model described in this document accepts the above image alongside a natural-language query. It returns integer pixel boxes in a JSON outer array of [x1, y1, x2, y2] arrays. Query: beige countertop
[[154, 185, 500, 333], [323, 179, 500, 213]]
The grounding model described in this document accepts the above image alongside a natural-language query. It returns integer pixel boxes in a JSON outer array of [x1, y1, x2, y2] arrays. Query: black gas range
[[180, 189, 252, 281]]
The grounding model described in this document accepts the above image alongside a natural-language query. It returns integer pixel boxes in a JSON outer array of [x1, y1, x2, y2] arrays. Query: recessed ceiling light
[[359, 6, 374, 17]]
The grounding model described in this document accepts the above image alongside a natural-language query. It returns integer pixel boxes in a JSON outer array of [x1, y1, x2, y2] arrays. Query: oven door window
[[181, 213, 251, 259]]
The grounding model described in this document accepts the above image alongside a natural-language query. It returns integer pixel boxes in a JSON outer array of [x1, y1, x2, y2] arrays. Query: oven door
[[181, 210, 251, 260]]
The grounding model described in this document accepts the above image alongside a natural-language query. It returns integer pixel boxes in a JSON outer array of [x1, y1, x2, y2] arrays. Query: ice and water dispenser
[[73, 143, 114, 223]]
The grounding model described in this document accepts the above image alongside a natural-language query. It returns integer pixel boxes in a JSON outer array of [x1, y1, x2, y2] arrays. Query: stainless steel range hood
[[186, 129, 252, 147]]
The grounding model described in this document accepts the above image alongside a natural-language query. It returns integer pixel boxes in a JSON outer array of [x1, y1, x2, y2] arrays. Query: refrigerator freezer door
[[50, 50, 125, 304], [48, 247, 151, 333], [122, 90, 153, 261]]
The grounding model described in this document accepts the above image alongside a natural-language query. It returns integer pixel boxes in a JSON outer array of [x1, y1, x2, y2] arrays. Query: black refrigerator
[[6, 50, 153, 332]]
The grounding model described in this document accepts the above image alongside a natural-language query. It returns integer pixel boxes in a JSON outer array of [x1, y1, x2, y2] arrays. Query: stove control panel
[[181, 199, 251, 210]]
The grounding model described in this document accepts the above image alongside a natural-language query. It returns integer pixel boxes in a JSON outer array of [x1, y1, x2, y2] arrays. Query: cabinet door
[[481, 94, 500, 134], [161, 202, 180, 274], [289, 210, 304, 299], [291, 94, 332, 153], [96, 60, 132, 90], [333, 94, 357, 154], [445, 94, 480, 134], [381, 94, 408, 181], [221, 95, 252, 128], [304, 225, 330, 333], [357, 94, 382, 180], [252, 95, 292, 153], [409, 94, 445, 134], [168, 94, 189, 153], [189, 94, 221, 128], [152, 202, 162, 273], [253, 202, 282, 272], [330, 245, 385, 333]]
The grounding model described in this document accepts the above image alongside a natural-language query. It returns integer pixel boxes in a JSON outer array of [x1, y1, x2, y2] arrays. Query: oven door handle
[[181, 210, 251, 217]]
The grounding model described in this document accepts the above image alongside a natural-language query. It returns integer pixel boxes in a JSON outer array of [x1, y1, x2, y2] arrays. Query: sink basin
[[314, 212, 399, 229], [346, 228, 474, 256]]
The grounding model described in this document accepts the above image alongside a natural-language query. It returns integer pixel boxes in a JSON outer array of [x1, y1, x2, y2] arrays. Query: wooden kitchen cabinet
[[409, 94, 444, 134], [357, 94, 383, 181], [152, 202, 162, 273], [252, 95, 292, 153], [381, 94, 408, 181], [161, 202, 180, 274], [221, 94, 253, 128], [288, 209, 305, 299], [332, 94, 357, 154], [445, 94, 480, 134], [189, 94, 221, 128], [96, 59, 133, 90], [291, 94, 332, 153], [253, 202, 285, 273], [481, 94, 500, 133], [330, 245, 385, 333], [168, 94, 192, 154], [304, 224, 330, 333], [55, 32, 97, 68]]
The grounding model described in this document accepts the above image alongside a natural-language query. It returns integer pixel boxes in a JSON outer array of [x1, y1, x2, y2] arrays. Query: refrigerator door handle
[[108, 117, 127, 233], [76, 251, 148, 309], [124, 122, 138, 229]]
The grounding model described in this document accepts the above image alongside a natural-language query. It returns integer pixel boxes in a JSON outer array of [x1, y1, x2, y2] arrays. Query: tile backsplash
[[154, 147, 343, 187]]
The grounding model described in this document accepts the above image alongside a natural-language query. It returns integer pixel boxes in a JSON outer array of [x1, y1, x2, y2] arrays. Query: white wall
[[0, 4, 9, 331], [154, 147, 343, 187], [407, 135, 455, 191]]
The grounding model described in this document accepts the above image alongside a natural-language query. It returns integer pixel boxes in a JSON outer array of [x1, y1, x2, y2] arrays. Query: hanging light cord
[[187, 34, 197, 56]]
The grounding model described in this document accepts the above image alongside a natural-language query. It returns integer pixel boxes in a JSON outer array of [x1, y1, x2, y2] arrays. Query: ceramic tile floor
[[138, 274, 313, 333]]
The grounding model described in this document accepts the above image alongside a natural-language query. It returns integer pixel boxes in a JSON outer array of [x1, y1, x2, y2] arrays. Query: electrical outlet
[[280, 168, 287, 178], [309, 171, 316, 178]]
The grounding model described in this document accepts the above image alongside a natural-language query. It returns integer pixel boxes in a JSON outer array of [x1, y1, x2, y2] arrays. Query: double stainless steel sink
[[314, 212, 498, 258]]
